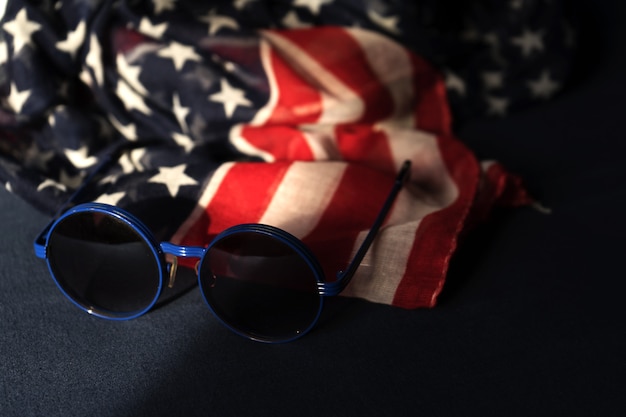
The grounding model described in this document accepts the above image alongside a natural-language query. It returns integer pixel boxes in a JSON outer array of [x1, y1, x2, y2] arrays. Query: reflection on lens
[[199, 230, 322, 342], [47, 211, 161, 318]]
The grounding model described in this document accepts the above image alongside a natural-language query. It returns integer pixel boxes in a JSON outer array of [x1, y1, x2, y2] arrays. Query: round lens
[[198, 229, 323, 343], [47, 210, 162, 318]]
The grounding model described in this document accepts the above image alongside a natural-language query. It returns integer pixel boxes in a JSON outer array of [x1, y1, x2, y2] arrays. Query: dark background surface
[[1, 1, 625, 416]]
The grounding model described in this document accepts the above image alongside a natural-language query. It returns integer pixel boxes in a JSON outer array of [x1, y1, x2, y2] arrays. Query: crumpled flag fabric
[[0, 1, 533, 308]]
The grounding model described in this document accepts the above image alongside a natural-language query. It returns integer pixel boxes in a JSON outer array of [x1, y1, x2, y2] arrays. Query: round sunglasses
[[34, 161, 410, 343]]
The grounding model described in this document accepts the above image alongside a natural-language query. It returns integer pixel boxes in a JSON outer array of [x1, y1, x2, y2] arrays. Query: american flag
[[0, 0, 568, 308]]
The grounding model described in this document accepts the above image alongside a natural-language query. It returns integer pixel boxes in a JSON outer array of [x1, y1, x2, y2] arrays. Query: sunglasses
[[34, 156, 411, 343]]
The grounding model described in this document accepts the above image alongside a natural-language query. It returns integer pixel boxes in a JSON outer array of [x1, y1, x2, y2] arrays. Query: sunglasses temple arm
[[33, 140, 155, 258], [333, 160, 411, 291]]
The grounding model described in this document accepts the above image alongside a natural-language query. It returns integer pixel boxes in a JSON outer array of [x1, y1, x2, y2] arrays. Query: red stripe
[[334, 124, 396, 173], [179, 163, 290, 248], [239, 125, 315, 161], [410, 53, 452, 136], [393, 135, 480, 308], [302, 164, 394, 282], [264, 47, 322, 125], [278, 27, 395, 123]]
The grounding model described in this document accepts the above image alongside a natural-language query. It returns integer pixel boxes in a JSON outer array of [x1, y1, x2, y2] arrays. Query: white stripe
[[299, 126, 341, 161], [261, 31, 365, 124], [385, 127, 459, 210], [348, 28, 415, 127], [258, 161, 346, 238], [229, 124, 276, 162], [341, 220, 421, 305], [170, 162, 235, 244]]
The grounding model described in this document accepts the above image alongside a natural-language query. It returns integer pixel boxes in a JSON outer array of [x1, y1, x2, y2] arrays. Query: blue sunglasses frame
[[33, 146, 411, 342]]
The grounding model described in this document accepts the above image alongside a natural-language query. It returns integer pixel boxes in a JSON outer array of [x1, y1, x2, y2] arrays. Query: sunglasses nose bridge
[[160, 242, 206, 259], [160, 242, 206, 288]]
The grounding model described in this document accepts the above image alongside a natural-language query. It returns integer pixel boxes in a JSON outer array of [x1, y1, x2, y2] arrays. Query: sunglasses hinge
[[318, 280, 344, 297]]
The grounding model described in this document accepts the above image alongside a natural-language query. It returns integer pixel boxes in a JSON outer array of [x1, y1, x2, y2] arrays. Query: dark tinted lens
[[199, 231, 322, 342], [47, 211, 161, 318]]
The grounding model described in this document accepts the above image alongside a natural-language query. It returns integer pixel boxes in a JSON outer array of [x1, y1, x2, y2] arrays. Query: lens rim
[[197, 223, 325, 343], [44, 203, 166, 320]]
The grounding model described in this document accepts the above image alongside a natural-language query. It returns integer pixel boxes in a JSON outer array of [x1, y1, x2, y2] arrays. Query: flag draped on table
[[0, 0, 572, 308]]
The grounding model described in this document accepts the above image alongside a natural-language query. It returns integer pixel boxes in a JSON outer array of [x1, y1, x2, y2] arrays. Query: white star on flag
[[118, 149, 146, 174], [116, 54, 148, 95], [64, 146, 98, 169], [172, 93, 190, 132], [116, 78, 152, 115], [48, 110, 58, 127], [293, 0, 334, 15], [109, 116, 138, 141], [511, 28, 544, 57], [56, 20, 86, 58], [528, 70, 560, 99], [233, 0, 257, 10], [148, 164, 198, 197], [367, 10, 400, 34], [2, 8, 41, 54], [510, 0, 524, 10], [209, 78, 252, 118], [486, 96, 509, 116], [85, 34, 104, 85], [444, 70, 466, 96], [282, 11, 312, 29], [98, 173, 118, 187], [138, 17, 168, 39], [153, 0, 176, 15], [482, 71, 504, 90], [96, 191, 126, 206], [200, 12, 239, 36], [59, 170, 84, 189], [37, 178, 67, 192], [157, 41, 202, 71], [7, 82, 31, 113], [172, 132, 194, 153]]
